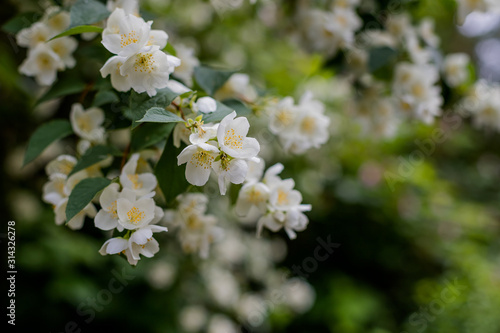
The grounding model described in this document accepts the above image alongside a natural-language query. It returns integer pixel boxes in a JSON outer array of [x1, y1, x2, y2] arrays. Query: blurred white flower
[[54, 198, 97, 230], [443, 53, 470, 87], [193, 96, 217, 114], [215, 73, 257, 102], [16, 22, 51, 49], [173, 44, 200, 87], [19, 44, 64, 86], [70, 103, 107, 143]]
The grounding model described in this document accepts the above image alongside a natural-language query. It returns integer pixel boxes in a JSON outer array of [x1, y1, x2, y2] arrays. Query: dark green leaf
[[93, 90, 119, 107], [131, 123, 175, 152], [24, 120, 73, 166], [66, 177, 111, 222], [194, 66, 235, 96], [36, 73, 87, 105], [137, 107, 185, 123], [2, 12, 41, 34], [68, 145, 121, 177], [49, 25, 103, 41], [201, 101, 235, 123], [221, 98, 251, 116], [70, 0, 110, 28], [368, 47, 398, 73], [125, 87, 179, 129], [155, 139, 189, 203]]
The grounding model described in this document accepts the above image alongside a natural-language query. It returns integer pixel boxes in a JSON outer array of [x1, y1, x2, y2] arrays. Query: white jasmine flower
[[95, 184, 136, 231], [176, 193, 209, 218], [42, 173, 67, 206], [268, 96, 297, 135], [102, 9, 152, 57], [120, 153, 158, 196], [456, 0, 489, 24], [19, 43, 64, 86], [177, 142, 220, 186], [16, 22, 51, 49], [465, 81, 500, 131], [107, 0, 139, 16], [45, 155, 77, 176], [244, 157, 265, 184], [257, 206, 310, 240], [42, 7, 70, 34], [46, 37, 78, 68], [173, 123, 192, 148], [172, 44, 200, 87], [117, 196, 156, 230], [235, 182, 270, 216], [443, 53, 470, 87], [418, 18, 440, 47], [100, 55, 132, 92], [189, 123, 219, 145], [217, 111, 260, 159], [393, 62, 443, 124], [54, 198, 97, 230], [128, 224, 168, 260], [214, 74, 257, 102], [147, 30, 169, 49], [193, 96, 217, 114], [70, 103, 107, 143], [120, 46, 181, 97], [386, 14, 412, 40], [212, 157, 248, 195]]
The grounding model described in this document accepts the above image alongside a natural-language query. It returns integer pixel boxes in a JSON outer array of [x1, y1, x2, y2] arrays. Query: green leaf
[[66, 177, 111, 222], [131, 123, 175, 152], [2, 12, 41, 34], [24, 120, 73, 166], [93, 90, 119, 107], [125, 87, 179, 129], [68, 145, 121, 177], [70, 0, 110, 28], [163, 42, 176, 56], [201, 101, 236, 123], [137, 107, 185, 123], [37, 73, 87, 105], [49, 25, 103, 41], [221, 98, 251, 116], [368, 47, 398, 73], [155, 139, 189, 203], [194, 66, 235, 96]]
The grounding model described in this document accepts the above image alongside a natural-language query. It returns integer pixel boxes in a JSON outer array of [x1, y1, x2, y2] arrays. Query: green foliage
[[49, 25, 104, 41], [93, 90, 119, 107], [1, 12, 41, 34], [200, 101, 234, 122], [155, 139, 189, 204], [69, 0, 110, 28], [36, 72, 87, 105], [193, 66, 235, 96], [66, 177, 112, 221], [368, 47, 399, 73], [125, 88, 179, 128], [131, 123, 175, 152], [23, 120, 73, 166], [68, 145, 121, 177], [137, 107, 185, 123]]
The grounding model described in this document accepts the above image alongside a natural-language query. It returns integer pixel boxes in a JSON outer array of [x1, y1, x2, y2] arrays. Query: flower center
[[128, 174, 143, 189], [108, 201, 118, 219], [120, 30, 139, 48], [224, 128, 243, 149], [127, 206, 145, 224], [276, 109, 294, 127], [37, 54, 52, 70], [134, 53, 155, 73], [248, 188, 263, 203], [190, 150, 214, 169], [77, 114, 92, 132], [300, 116, 316, 134], [277, 189, 289, 206]]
